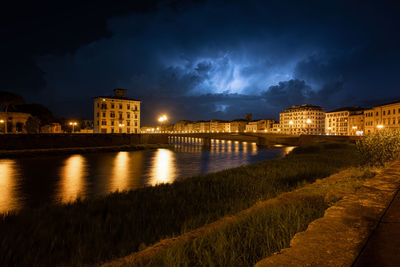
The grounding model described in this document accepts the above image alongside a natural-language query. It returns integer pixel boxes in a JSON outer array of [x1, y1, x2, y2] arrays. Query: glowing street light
[[69, 121, 78, 133], [0, 120, 4, 123], [289, 120, 294, 125], [306, 119, 312, 124], [158, 115, 168, 123], [377, 125, 384, 129]]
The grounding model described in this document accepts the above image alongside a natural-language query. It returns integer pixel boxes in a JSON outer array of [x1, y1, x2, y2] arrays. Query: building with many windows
[[279, 104, 325, 135], [364, 100, 400, 134], [325, 107, 364, 136], [94, 89, 141, 134]]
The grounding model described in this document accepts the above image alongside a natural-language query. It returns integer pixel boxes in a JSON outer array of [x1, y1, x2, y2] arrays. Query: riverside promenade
[[353, 189, 400, 266], [256, 160, 400, 267]]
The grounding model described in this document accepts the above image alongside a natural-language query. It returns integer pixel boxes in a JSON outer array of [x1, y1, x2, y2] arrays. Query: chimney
[[113, 88, 127, 98]]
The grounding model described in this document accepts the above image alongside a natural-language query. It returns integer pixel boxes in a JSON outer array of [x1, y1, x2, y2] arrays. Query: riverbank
[[124, 166, 376, 267], [0, 142, 360, 266], [0, 143, 172, 158]]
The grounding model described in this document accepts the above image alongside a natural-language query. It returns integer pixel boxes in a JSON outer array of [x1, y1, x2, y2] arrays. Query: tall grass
[[356, 130, 400, 166], [0, 143, 360, 266], [147, 197, 329, 267]]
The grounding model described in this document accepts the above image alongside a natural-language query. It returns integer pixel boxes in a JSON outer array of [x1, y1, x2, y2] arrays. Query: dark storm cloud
[[2, 0, 400, 122]]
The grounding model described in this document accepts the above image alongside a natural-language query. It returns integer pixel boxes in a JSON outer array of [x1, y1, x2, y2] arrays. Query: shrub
[[356, 130, 400, 166]]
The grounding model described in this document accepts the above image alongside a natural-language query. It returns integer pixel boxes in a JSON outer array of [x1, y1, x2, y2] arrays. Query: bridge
[[167, 133, 360, 147]]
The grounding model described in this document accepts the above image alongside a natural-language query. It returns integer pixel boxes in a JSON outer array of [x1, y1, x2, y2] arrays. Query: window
[[101, 104, 107, 109], [127, 104, 130, 110], [127, 121, 130, 126], [135, 121, 138, 126], [119, 104, 122, 109], [102, 112, 106, 117], [111, 121, 114, 126], [134, 105, 138, 111], [111, 128, 114, 133], [376, 112, 379, 116], [97, 121, 99, 125], [97, 103, 99, 107], [111, 104, 115, 109], [127, 112, 130, 119], [134, 114, 138, 119], [96, 112, 99, 117], [101, 120, 107, 125], [119, 113, 123, 120], [388, 110, 391, 115], [110, 112, 115, 118]]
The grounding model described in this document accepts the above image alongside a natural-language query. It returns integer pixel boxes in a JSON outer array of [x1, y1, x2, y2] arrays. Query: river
[[0, 140, 294, 213]]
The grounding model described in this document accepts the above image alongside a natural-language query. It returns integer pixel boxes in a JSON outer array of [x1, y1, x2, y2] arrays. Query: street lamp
[[158, 114, 168, 133], [69, 121, 78, 133], [377, 125, 384, 129]]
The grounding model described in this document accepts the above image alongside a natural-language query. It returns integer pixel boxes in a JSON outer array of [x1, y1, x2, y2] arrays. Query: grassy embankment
[[0, 143, 360, 266], [145, 167, 376, 267]]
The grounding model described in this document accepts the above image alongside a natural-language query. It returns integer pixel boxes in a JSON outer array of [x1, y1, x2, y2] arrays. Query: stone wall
[[0, 134, 169, 150]]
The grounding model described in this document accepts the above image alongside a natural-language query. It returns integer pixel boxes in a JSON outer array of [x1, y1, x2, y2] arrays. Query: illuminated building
[[364, 100, 400, 134], [325, 107, 364, 136], [230, 119, 247, 132], [0, 112, 31, 134], [93, 89, 141, 134], [279, 104, 325, 135], [246, 119, 276, 132]]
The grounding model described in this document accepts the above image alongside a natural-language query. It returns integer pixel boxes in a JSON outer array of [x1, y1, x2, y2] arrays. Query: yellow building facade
[[325, 107, 364, 136], [280, 104, 325, 135], [94, 89, 141, 134], [364, 101, 400, 134]]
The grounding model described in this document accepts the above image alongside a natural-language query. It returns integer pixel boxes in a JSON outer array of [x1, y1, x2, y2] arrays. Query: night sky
[[2, 0, 400, 124]]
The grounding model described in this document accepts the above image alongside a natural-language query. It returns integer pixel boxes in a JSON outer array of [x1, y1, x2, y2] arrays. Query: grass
[[147, 197, 329, 267], [144, 166, 376, 267], [0, 142, 360, 266]]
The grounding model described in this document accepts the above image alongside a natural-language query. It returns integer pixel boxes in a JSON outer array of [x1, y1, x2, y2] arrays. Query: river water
[[0, 140, 294, 213]]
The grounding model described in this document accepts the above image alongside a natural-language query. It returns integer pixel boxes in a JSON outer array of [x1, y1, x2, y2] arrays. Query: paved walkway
[[353, 189, 400, 267]]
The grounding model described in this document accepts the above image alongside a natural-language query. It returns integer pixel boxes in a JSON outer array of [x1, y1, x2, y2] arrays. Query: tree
[[10, 103, 55, 126], [0, 91, 25, 134], [25, 116, 40, 134]]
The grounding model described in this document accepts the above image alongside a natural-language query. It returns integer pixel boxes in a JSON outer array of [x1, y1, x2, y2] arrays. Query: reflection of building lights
[[149, 149, 176, 185], [111, 152, 130, 192], [0, 159, 20, 213], [59, 155, 87, 203], [284, 146, 296, 155]]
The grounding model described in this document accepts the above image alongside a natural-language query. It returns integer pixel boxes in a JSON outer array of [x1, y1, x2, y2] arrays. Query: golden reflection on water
[[58, 155, 87, 203], [252, 142, 258, 155], [284, 146, 296, 155], [0, 160, 20, 213], [110, 152, 130, 192], [149, 149, 176, 185]]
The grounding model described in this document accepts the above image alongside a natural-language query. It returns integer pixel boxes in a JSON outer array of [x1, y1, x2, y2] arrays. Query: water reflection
[[110, 152, 130, 192], [149, 149, 176, 185], [284, 146, 296, 155], [0, 159, 20, 213], [58, 155, 87, 203]]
